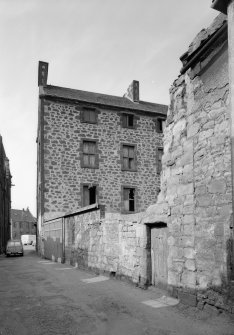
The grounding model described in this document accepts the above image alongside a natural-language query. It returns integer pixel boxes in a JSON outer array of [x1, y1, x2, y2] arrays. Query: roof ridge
[[41, 85, 168, 115]]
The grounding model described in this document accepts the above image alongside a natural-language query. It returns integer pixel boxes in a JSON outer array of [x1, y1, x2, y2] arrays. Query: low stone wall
[[64, 209, 148, 286]]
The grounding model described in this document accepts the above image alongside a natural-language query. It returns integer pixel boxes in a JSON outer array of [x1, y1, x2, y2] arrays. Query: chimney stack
[[124, 80, 139, 103], [38, 61, 49, 86]]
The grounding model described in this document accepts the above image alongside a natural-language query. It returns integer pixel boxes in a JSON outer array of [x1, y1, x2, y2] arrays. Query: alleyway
[[0, 248, 233, 335]]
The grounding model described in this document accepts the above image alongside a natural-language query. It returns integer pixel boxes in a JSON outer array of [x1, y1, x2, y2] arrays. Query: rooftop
[[11, 208, 36, 223], [40, 85, 168, 116]]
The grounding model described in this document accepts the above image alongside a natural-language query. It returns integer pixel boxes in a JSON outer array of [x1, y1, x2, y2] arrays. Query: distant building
[[0, 135, 11, 253], [36, 61, 167, 250], [11, 208, 36, 239]]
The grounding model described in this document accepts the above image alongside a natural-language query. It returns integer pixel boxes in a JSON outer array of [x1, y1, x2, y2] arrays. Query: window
[[123, 187, 135, 212], [122, 113, 135, 128], [121, 144, 136, 171], [157, 148, 163, 174], [81, 140, 98, 168], [81, 107, 97, 124], [156, 117, 166, 133], [83, 185, 97, 207]]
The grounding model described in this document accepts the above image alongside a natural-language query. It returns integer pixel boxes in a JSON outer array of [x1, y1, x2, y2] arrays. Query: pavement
[[0, 246, 233, 335]]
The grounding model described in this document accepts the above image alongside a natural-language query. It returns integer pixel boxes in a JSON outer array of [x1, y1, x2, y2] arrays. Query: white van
[[21, 235, 36, 245]]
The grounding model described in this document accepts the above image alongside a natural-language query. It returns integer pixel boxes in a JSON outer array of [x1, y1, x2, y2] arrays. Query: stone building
[[0, 135, 11, 254], [36, 2, 234, 312], [37, 61, 167, 249], [142, 6, 234, 309], [11, 208, 36, 240]]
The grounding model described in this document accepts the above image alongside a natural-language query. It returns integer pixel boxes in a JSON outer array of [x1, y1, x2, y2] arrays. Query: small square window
[[83, 185, 97, 207], [81, 108, 97, 124], [121, 144, 136, 171], [122, 114, 135, 128], [123, 187, 135, 212], [81, 140, 98, 168]]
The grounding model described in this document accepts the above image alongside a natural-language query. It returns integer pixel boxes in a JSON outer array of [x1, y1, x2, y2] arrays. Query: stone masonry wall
[[142, 20, 234, 311], [64, 210, 148, 285], [42, 101, 163, 220], [164, 43, 231, 291]]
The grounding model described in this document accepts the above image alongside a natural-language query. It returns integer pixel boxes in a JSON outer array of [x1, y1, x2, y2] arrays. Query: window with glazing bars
[[82, 141, 97, 168], [122, 145, 136, 170]]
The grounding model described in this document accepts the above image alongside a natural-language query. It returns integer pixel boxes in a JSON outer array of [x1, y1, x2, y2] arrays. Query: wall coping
[[44, 203, 99, 223]]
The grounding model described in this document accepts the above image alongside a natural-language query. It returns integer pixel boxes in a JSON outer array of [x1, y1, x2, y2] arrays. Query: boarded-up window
[[157, 148, 163, 174], [82, 140, 97, 168], [83, 185, 96, 207], [122, 145, 136, 170], [122, 114, 134, 128], [123, 188, 135, 212], [81, 108, 97, 123]]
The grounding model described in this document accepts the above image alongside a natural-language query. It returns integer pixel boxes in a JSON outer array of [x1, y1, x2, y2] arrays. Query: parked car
[[6, 240, 24, 257]]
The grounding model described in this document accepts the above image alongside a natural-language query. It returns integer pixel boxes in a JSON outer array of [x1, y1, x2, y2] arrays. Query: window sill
[[121, 210, 136, 214], [122, 125, 136, 130], [80, 120, 98, 124], [81, 165, 99, 169], [121, 168, 137, 172]]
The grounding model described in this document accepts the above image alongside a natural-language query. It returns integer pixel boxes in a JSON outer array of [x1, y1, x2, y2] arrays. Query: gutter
[[180, 21, 227, 74]]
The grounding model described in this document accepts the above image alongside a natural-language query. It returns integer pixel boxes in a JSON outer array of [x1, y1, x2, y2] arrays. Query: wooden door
[[151, 226, 168, 286]]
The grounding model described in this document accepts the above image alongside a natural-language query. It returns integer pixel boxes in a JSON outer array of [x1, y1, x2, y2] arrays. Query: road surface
[[0, 246, 233, 335]]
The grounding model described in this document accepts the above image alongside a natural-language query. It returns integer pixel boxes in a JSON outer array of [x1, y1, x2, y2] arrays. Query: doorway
[[146, 223, 168, 287]]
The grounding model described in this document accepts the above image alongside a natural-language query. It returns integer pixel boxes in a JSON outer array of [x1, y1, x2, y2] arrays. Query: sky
[[0, 0, 218, 217]]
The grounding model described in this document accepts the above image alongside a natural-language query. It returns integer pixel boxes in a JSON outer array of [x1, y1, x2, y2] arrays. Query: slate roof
[[11, 209, 36, 223], [40, 85, 168, 116]]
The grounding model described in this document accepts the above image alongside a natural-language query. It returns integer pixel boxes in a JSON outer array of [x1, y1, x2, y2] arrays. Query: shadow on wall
[[67, 226, 91, 270], [44, 236, 63, 261], [227, 233, 234, 282], [69, 247, 89, 270]]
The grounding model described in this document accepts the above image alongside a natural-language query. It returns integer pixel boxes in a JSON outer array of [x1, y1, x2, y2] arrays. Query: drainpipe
[[212, 0, 234, 278]]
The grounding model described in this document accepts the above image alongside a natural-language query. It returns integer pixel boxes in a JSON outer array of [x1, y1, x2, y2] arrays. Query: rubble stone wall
[[42, 101, 163, 220]]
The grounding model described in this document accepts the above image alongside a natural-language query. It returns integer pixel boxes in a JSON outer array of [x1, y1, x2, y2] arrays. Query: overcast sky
[[0, 0, 218, 217]]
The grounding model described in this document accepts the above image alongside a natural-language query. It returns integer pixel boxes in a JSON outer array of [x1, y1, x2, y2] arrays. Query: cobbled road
[[0, 246, 233, 335]]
